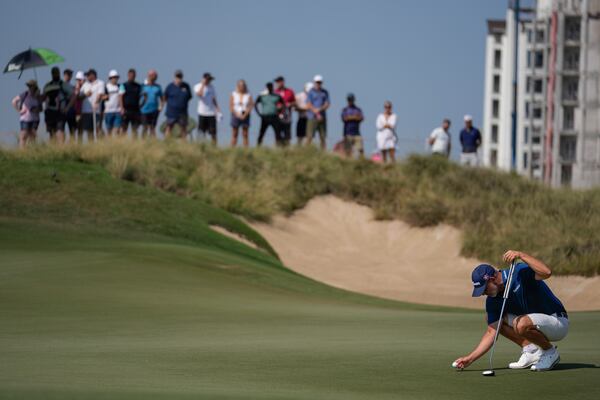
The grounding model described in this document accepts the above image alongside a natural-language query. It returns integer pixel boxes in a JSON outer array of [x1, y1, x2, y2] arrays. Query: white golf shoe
[[531, 346, 560, 371], [508, 348, 542, 369]]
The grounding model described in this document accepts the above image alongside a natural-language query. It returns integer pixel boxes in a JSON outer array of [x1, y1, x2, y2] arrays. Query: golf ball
[[452, 361, 459, 368]]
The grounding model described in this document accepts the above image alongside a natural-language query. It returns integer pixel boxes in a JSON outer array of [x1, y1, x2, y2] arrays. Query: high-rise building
[[482, 0, 600, 188]]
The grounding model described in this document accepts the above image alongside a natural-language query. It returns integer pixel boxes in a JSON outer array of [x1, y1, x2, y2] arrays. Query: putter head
[[482, 370, 495, 377]]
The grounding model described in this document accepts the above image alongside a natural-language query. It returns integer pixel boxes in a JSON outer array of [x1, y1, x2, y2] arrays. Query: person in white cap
[[295, 82, 312, 145], [459, 115, 482, 166], [306, 75, 330, 150], [100, 70, 123, 136], [72, 71, 86, 142]]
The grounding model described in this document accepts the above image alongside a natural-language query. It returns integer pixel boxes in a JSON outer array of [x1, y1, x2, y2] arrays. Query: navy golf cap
[[471, 264, 496, 297]]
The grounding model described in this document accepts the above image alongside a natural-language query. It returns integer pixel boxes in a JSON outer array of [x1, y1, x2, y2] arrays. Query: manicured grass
[[1, 223, 599, 399]]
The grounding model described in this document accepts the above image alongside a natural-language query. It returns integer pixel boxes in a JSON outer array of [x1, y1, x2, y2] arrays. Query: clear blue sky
[[0, 0, 510, 156]]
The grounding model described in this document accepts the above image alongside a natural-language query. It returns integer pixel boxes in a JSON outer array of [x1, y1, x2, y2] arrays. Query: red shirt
[[274, 87, 295, 108]]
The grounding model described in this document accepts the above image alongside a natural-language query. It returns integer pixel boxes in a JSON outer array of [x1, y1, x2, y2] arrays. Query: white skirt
[[377, 130, 396, 151]]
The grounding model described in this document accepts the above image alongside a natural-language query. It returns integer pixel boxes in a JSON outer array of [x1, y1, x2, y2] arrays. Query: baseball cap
[[471, 264, 496, 297], [108, 69, 119, 78], [203, 72, 214, 80], [75, 71, 85, 80], [174, 69, 183, 78], [86, 68, 97, 77], [313, 74, 323, 82], [464, 114, 473, 122], [347, 93, 355, 101], [274, 76, 284, 82]]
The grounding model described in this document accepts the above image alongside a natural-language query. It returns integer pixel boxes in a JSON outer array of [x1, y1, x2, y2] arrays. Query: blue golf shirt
[[459, 127, 481, 153], [164, 82, 192, 118], [306, 88, 330, 120], [485, 262, 567, 325]]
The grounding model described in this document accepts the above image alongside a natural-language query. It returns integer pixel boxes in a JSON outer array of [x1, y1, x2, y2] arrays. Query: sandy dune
[[248, 196, 600, 311]]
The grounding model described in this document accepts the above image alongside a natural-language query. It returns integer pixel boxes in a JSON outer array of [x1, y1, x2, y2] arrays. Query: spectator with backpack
[[12, 80, 42, 148], [41, 67, 72, 144]]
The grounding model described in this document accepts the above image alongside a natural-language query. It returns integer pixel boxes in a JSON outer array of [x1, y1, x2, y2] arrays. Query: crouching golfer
[[454, 250, 568, 372]]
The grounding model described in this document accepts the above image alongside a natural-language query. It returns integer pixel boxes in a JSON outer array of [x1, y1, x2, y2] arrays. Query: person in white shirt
[[428, 119, 452, 157], [194, 72, 221, 144], [100, 70, 123, 137], [79, 69, 105, 141], [229, 79, 253, 148], [295, 82, 312, 145], [376, 101, 398, 163]]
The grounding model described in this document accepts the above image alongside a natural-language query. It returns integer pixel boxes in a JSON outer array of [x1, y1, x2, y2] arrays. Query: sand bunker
[[249, 196, 600, 311]]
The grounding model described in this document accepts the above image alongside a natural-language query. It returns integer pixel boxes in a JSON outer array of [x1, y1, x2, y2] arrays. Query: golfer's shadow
[[549, 363, 600, 371], [461, 364, 599, 373]]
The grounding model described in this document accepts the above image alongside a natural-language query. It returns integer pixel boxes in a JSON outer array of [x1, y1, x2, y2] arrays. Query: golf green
[[1, 222, 599, 399]]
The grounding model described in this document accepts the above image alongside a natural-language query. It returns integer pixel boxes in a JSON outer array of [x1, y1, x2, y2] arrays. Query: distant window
[[492, 100, 500, 118], [560, 136, 577, 162], [563, 77, 579, 101], [533, 106, 543, 119], [524, 126, 529, 144], [491, 125, 498, 144], [491, 150, 498, 167], [536, 29, 545, 43], [532, 126, 542, 144], [525, 102, 530, 118], [493, 75, 501, 93], [526, 76, 532, 93], [494, 50, 502, 68], [534, 51, 544, 68], [527, 51, 532, 68], [534, 79, 543, 94], [563, 107, 575, 130], [523, 152, 528, 169], [561, 165, 573, 186], [494, 34, 502, 44], [565, 17, 581, 41], [527, 29, 533, 43], [564, 47, 580, 71]]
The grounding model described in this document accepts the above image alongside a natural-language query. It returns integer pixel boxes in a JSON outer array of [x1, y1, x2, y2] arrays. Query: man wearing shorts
[[140, 69, 163, 138], [42, 67, 70, 143], [164, 70, 192, 139], [306, 75, 330, 150], [120, 69, 142, 137], [341, 93, 364, 158], [454, 250, 568, 372], [194, 72, 221, 144]]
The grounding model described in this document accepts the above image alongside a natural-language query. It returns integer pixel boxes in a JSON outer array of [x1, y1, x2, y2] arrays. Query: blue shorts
[[231, 114, 250, 128], [104, 112, 122, 130], [20, 120, 39, 130], [166, 114, 188, 128]]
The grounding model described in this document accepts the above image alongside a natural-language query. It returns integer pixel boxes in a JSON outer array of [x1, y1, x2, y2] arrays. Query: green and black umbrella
[[3, 47, 64, 79]]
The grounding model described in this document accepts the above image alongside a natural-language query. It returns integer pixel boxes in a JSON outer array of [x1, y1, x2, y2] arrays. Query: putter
[[482, 260, 516, 377]]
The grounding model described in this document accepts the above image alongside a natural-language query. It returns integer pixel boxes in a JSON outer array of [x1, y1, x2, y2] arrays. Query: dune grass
[[3, 139, 600, 276]]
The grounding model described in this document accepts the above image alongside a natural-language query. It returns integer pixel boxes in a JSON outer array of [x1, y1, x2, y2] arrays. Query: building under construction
[[482, 0, 600, 188]]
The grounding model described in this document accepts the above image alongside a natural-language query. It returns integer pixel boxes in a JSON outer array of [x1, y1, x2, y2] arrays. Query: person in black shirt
[[119, 68, 142, 137]]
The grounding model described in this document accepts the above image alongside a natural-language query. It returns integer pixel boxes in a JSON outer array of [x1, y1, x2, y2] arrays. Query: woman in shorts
[[12, 80, 42, 148], [229, 79, 253, 147]]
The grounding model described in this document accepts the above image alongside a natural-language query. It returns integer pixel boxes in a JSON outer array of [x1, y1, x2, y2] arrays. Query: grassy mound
[[4, 139, 599, 276]]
